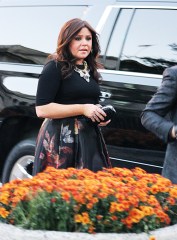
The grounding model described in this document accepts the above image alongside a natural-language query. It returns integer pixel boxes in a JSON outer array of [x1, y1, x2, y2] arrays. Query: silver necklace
[[74, 61, 90, 82]]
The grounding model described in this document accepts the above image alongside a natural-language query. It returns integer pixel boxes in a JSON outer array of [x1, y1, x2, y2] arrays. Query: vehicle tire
[[2, 139, 35, 184]]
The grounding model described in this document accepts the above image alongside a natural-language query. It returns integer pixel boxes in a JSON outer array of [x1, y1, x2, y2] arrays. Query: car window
[[100, 8, 133, 70], [99, 8, 119, 65], [119, 8, 177, 75], [3, 76, 38, 96], [0, 5, 89, 65]]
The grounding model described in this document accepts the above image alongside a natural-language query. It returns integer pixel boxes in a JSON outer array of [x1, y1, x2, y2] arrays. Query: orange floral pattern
[[0, 166, 177, 233]]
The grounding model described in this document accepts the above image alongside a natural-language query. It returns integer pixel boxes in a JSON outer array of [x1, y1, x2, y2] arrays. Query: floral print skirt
[[32, 117, 112, 175]]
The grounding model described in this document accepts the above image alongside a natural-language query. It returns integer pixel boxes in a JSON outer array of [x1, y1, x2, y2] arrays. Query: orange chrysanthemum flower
[[0, 207, 9, 218], [1, 166, 177, 233]]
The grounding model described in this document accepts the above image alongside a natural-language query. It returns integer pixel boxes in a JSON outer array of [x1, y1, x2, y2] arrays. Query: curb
[[1, 222, 177, 240]]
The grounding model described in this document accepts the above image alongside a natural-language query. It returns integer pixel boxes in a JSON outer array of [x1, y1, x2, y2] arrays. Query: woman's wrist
[[82, 104, 86, 116]]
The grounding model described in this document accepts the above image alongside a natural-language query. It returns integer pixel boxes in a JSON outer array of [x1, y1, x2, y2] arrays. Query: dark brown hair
[[49, 18, 102, 81]]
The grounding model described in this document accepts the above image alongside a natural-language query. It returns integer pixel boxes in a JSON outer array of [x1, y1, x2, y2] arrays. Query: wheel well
[[0, 116, 42, 176]]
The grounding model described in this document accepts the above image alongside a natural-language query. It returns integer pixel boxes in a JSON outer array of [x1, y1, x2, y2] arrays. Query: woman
[[32, 18, 112, 175]]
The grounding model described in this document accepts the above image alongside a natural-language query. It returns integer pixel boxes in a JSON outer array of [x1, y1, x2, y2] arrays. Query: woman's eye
[[75, 36, 81, 41], [86, 37, 92, 41]]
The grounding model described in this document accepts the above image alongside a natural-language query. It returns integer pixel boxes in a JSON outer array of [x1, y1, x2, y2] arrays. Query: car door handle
[[100, 91, 111, 102], [100, 91, 111, 98]]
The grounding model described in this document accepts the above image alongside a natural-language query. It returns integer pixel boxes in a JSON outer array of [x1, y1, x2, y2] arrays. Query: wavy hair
[[49, 18, 102, 82]]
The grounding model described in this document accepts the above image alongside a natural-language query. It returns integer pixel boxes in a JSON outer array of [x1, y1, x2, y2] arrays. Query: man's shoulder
[[168, 65, 177, 71], [163, 65, 177, 77]]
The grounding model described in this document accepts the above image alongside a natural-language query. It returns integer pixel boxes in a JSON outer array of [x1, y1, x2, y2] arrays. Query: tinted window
[[0, 6, 88, 64], [100, 8, 133, 70], [3, 77, 38, 96], [119, 9, 177, 75], [99, 8, 119, 65]]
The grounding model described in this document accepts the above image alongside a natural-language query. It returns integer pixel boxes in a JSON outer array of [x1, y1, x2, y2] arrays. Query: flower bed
[[0, 167, 177, 235]]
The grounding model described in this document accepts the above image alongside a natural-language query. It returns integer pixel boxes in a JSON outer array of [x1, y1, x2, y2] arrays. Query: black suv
[[1, 0, 177, 183]]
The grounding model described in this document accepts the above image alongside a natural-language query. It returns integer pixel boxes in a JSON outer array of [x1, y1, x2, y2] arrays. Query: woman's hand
[[83, 104, 106, 123], [98, 120, 111, 126]]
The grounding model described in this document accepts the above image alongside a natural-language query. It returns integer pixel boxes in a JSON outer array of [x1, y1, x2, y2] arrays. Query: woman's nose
[[81, 39, 87, 45]]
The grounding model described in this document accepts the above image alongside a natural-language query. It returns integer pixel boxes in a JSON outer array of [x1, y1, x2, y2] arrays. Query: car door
[[98, 4, 177, 173]]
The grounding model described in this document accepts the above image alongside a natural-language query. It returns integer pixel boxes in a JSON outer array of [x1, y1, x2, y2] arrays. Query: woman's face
[[69, 27, 92, 65]]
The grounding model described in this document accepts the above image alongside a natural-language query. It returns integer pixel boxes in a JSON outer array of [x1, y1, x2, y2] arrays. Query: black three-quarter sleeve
[[36, 60, 62, 106]]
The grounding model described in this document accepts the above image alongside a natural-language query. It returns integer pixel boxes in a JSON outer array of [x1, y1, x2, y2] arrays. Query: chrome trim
[[1, 62, 162, 78], [111, 5, 177, 10], [99, 71, 162, 87], [110, 157, 163, 169], [99, 69, 162, 78], [0, 62, 162, 88], [0, 62, 43, 74]]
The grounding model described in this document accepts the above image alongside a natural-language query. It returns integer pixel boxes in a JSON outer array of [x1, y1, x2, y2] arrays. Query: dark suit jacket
[[141, 65, 177, 183]]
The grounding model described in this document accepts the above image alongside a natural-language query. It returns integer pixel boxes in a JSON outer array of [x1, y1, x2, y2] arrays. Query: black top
[[36, 60, 101, 106]]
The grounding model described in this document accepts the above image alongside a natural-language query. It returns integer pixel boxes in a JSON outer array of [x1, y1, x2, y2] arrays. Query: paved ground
[[1, 222, 177, 240]]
